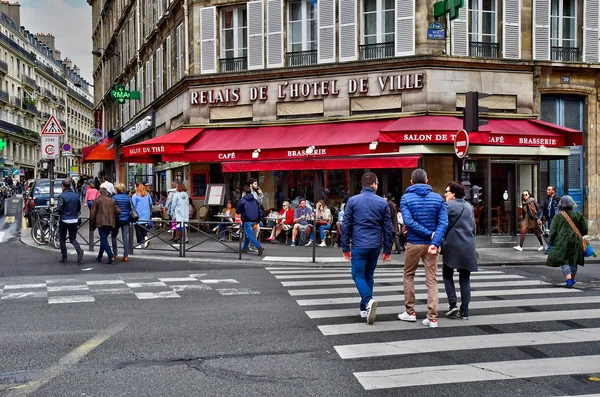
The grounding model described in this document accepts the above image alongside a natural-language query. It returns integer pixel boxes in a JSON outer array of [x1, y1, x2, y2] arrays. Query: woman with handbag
[[90, 188, 121, 264], [546, 195, 588, 288], [441, 182, 478, 320], [513, 190, 546, 252], [315, 200, 332, 247], [132, 182, 152, 248], [170, 183, 190, 243], [111, 183, 132, 263], [84, 182, 100, 210]]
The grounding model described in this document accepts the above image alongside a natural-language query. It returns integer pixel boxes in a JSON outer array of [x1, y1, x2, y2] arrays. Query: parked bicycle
[[31, 207, 60, 249]]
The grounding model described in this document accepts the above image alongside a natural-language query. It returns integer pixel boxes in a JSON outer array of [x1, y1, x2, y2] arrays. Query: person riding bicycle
[[57, 179, 84, 264]]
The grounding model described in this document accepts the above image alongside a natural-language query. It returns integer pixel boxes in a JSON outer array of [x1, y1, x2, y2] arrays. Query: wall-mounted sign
[[427, 22, 445, 40], [122, 115, 153, 143], [111, 85, 141, 104], [395, 132, 563, 147], [561, 76, 570, 84], [94, 108, 103, 130]]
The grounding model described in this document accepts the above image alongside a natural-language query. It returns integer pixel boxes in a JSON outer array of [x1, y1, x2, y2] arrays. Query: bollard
[[88, 221, 94, 252], [312, 217, 316, 263], [239, 226, 243, 260]]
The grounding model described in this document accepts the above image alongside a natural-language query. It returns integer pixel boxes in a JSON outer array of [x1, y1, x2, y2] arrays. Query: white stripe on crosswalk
[[296, 287, 578, 306], [48, 296, 95, 304], [305, 295, 600, 318], [281, 274, 524, 286], [318, 308, 600, 336], [288, 280, 543, 296], [335, 327, 600, 359], [267, 267, 498, 273], [271, 270, 503, 278], [354, 355, 600, 390], [3, 283, 47, 290]]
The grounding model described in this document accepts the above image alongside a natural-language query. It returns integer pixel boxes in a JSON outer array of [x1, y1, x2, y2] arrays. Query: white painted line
[[266, 267, 351, 271], [269, 269, 500, 275], [46, 279, 79, 284], [354, 355, 600, 390], [200, 279, 240, 284], [0, 232, 4, 242], [336, 327, 600, 359], [126, 281, 168, 288], [273, 271, 504, 279], [289, 280, 548, 296], [158, 277, 198, 282], [86, 280, 126, 286], [134, 291, 180, 299], [2, 283, 47, 290], [1, 292, 47, 300], [263, 256, 350, 263], [48, 296, 95, 304], [305, 295, 600, 319], [169, 284, 212, 292], [281, 274, 524, 286], [90, 288, 133, 295], [297, 287, 579, 306], [216, 288, 261, 296], [318, 308, 600, 336], [189, 273, 207, 279], [47, 285, 89, 292]]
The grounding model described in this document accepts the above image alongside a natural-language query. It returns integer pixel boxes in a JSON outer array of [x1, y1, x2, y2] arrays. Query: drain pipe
[[183, 0, 190, 75]]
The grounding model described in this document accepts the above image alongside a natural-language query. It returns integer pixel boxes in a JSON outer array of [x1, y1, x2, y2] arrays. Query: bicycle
[[31, 207, 60, 249]]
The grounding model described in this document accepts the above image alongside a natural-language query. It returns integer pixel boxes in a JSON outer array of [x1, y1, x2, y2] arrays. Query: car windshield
[[33, 180, 64, 195]]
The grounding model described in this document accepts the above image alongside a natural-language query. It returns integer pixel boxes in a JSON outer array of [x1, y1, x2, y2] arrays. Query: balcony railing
[[286, 49, 317, 67], [0, 60, 7, 74], [42, 112, 51, 119], [59, 119, 66, 128], [551, 46, 580, 62], [36, 63, 67, 86], [10, 96, 21, 107], [0, 33, 36, 62], [23, 102, 37, 115], [58, 98, 66, 107], [67, 88, 94, 109], [218, 56, 248, 73], [21, 75, 37, 89], [0, 90, 8, 103], [43, 88, 58, 102], [469, 42, 500, 58], [0, 119, 39, 141], [360, 42, 394, 60]]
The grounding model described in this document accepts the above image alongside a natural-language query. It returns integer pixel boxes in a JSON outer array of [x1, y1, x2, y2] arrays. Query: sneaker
[[76, 249, 84, 264], [445, 307, 459, 318], [318, 241, 327, 247], [291, 242, 296, 247], [423, 318, 438, 328], [305, 240, 313, 247], [360, 310, 368, 318], [565, 279, 575, 288], [241, 249, 249, 254], [537, 245, 545, 251], [398, 311, 416, 322], [144, 236, 150, 248], [58, 257, 67, 264], [513, 246, 523, 252], [248, 247, 257, 252], [267, 237, 274, 242], [257, 247, 265, 256], [460, 313, 469, 320], [366, 299, 377, 325], [447, 310, 462, 320], [333, 243, 338, 248]]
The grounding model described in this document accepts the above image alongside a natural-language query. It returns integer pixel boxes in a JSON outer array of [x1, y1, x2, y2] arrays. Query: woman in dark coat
[[546, 195, 588, 288], [385, 193, 403, 254], [441, 182, 478, 320], [514, 190, 545, 252]]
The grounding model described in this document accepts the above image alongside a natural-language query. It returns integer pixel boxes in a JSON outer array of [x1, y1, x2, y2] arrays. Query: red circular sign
[[454, 129, 469, 158], [45, 145, 55, 155]]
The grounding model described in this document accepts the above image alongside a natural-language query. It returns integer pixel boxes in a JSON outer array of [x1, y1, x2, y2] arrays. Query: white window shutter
[[149, 55, 154, 103], [247, 0, 265, 70], [166, 35, 172, 87], [318, 0, 336, 63], [395, 0, 415, 56], [583, 0, 600, 62], [177, 23, 184, 79], [339, 0, 357, 62], [200, 7, 217, 74], [451, 5, 468, 56], [266, 0, 284, 68], [533, 0, 550, 60], [503, 0, 521, 59]]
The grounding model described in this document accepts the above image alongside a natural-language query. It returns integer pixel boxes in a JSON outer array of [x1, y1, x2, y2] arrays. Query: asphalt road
[[1, 196, 600, 396]]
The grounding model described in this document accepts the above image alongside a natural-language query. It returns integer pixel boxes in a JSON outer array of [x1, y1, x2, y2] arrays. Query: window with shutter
[[149, 55, 154, 103], [318, 0, 335, 63], [452, 4, 469, 56], [550, 0, 578, 61], [157, 0, 163, 20], [176, 23, 184, 80], [469, 0, 499, 58], [287, 0, 317, 66], [533, 0, 550, 60], [361, 0, 395, 59], [156, 47, 163, 97], [267, 0, 284, 68], [583, 0, 599, 62], [339, 0, 358, 61], [503, 0, 521, 59], [220, 6, 248, 72], [200, 7, 217, 74], [247, 1, 264, 70], [166, 35, 172, 87], [395, 0, 415, 57]]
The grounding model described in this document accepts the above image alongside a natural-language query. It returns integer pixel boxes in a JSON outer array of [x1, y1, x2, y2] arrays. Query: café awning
[[81, 139, 115, 163], [122, 128, 203, 158]]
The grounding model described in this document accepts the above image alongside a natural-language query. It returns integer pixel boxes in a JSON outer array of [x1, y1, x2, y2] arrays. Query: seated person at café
[[267, 201, 294, 243], [291, 198, 313, 247], [212, 200, 236, 240], [315, 200, 332, 247]]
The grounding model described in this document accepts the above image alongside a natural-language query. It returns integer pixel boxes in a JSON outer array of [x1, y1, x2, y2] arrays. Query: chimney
[[73, 65, 80, 75], [52, 49, 61, 61], [0, 1, 20, 27], [35, 33, 55, 51], [64, 58, 73, 69]]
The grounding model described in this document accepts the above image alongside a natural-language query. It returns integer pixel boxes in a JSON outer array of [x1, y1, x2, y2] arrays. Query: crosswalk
[[266, 265, 600, 394]]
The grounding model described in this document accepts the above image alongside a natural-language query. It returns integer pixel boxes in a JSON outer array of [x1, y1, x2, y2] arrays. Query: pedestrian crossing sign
[[40, 115, 65, 135]]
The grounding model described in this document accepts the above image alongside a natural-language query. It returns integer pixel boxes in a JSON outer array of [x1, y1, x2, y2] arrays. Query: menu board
[[205, 184, 226, 206]]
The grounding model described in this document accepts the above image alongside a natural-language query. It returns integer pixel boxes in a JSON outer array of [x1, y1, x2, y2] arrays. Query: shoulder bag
[[129, 197, 140, 222], [561, 210, 594, 257]]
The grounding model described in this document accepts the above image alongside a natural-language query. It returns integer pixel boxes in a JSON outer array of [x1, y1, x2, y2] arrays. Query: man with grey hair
[[399, 168, 448, 328]]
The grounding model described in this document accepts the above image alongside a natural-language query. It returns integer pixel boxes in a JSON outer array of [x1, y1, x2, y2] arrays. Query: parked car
[[23, 179, 75, 227]]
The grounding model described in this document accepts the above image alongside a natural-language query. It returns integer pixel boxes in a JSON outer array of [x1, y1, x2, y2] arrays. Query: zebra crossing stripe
[[354, 355, 600, 390], [318, 308, 600, 336], [335, 327, 600, 359], [265, 267, 498, 272], [305, 295, 600, 319], [281, 274, 524, 286], [296, 287, 579, 306], [48, 296, 95, 304], [271, 269, 503, 277]]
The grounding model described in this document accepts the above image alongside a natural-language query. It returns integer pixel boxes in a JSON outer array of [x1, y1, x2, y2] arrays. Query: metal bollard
[[88, 221, 94, 252]]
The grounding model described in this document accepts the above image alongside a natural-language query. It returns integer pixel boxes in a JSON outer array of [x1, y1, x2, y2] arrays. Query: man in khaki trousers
[[398, 169, 448, 328]]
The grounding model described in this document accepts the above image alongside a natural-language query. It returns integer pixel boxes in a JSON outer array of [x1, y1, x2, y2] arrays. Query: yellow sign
[[4, 216, 14, 223]]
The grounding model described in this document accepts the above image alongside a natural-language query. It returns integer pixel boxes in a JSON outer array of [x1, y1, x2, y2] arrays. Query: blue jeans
[[351, 247, 381, 310], [242, 222, 262, 251], [443, 265, 471, 317], [561, 264, 578, 278], [318, 224, 330, 241], [98, 226, 114, 260], [111, 222, 130, 258]]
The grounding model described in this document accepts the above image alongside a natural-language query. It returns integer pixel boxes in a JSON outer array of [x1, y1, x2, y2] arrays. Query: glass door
[[490, 163, 516, 235]]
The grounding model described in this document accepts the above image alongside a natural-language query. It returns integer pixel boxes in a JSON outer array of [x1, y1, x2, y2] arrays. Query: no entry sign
[[454, 129, 469, 158]]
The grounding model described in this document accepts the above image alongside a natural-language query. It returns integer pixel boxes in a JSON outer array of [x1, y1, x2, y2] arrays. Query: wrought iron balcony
[[10, 96, 21, 107], [551, 46, 580, 62], [58, 97, 66, 107], [0, 119, 39, 141], [0, 60, 7, 74], [21, 75, 37, 89], [218, 56, 248, 73], [0, 90, 8, 103], [0, 33, 36, 62], [469, 42, 500, 58], [23, 102, 37, 115], [42, 112, 51, 119], [286, 50, 317, 67], [360, 42, 394, 60]]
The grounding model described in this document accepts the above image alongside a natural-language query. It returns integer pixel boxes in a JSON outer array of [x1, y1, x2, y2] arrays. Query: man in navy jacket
[[342, 172, 392, 325], [398, 169, 448, 328], [236, 187, 264, 256], [56, 179, 83, 264]]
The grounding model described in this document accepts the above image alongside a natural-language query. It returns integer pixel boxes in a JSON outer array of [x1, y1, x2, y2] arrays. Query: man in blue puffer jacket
[[398, 168, 448, 328]]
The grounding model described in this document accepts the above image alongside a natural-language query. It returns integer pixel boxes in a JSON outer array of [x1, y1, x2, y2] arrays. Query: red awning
[[163, 120, 396, 162], [123, 128, 203, 157], [221, 155, 420, 172], [81, 139, 115, 163]]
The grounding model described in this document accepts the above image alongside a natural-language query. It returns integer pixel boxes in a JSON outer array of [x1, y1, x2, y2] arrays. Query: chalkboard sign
[[205, 184, 226, 206], [192, 171, 208, 198]]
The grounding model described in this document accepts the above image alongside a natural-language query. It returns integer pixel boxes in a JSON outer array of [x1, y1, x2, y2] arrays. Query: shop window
[[191, 171, 209, 199], [325, 170, 345, 198]]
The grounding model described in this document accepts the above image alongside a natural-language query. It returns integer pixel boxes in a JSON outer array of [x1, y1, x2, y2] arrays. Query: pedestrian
[[542, 185, 561, 254], [90, 188, 121, 264], [236, 186, 265, 256], [111, 183, 131, 263], [266, 201, 294, 243], [398, 168, 448, 328], [56, 179, 84, 264], [165, 182, 178, 240], [315, 200, 332, 247], [342, 172, 392, 325], [84, 182, 100, 209], [441, 182, 478, 320], [385, 192, 403, 254], [333, 195, 349, 248], [170, 182, 190, 243], [513, 190, 545, 252], [247, 178, 264, 204], [132, 182, 153, 248], [546, 195, 588, 288], [100, 176, 115, 197]]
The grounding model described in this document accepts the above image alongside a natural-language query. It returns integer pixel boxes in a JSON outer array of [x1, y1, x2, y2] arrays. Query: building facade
[[88, 0, 600, 239], [0, 2, 94, 183]]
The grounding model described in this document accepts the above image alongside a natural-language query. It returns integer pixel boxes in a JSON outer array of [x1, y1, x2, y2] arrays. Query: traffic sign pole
[[49, 159, 55, 207]]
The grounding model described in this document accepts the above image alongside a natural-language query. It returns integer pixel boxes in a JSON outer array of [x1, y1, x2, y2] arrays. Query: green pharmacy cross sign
[[433, 0, 464, 21], [0, 138, 6, 151], [111, 85, 140, 104]]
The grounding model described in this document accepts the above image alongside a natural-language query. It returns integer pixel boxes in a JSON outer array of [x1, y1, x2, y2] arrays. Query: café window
[[191, 171, 209, 199], [325, 170, 346, 198]]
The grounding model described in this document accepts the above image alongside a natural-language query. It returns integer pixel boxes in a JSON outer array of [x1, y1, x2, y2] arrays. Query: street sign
[[41, 136, 59, 159], [41, 115, 65, 135], [427, 22, 445, 40], [0, 137, 6, 151], [454, 129, 469, 158], [62, 143, 71, 152]]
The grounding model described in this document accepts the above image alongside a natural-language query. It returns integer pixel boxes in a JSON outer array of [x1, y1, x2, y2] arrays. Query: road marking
[[3, 283, 46, 290], [86, 280, 126, 285], [354, 355, 600, 390], [158, 277, 198, 282], [273, 270, 504, 279], [281, 274, 524, 287], [126, 281, 168, 288], [134, 291, 180, 299], [6, 320, 130, 397], [0, 232, 4, 242], [1, 292, 47, 300], [47, 285, 89, 292], [169, 284, 212, 292], [48, 296, 95, 304], [216, 288, 261, 296], [4, 216, 14, 223], [335, 327, 600, 359], [201, 279, 240, 284]]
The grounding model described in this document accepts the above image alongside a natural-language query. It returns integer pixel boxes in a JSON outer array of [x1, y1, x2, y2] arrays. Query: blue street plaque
[[427, 22, 445, 40]]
